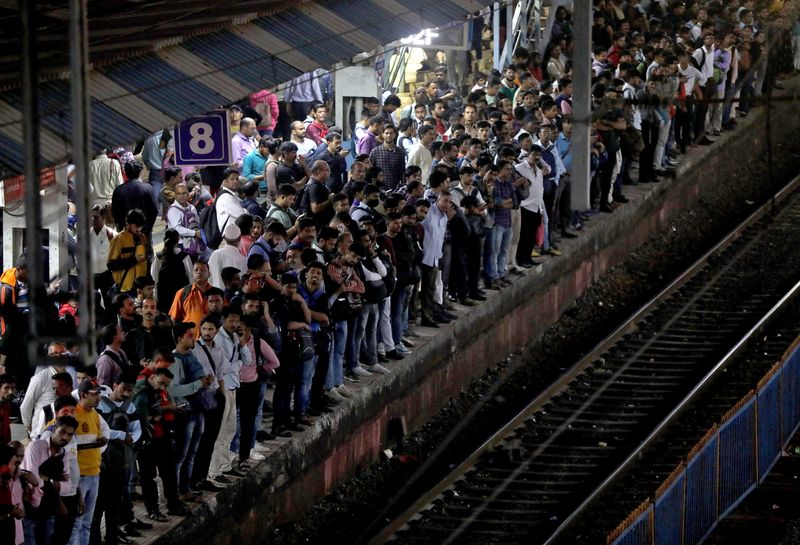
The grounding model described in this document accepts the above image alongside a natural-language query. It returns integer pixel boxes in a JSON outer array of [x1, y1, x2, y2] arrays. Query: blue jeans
[[148, 169, 164, 209], [391, 285, 411, 349], [254, 381, 267, 435], [352, 303, 379, 367], [70, 475, 100, 545], [295, 353, 316, 416], [482, 226, 495, 281], [327, 320, 348, 388], [24, 514, 54, 545], [488, 224, 511, 280], [174, 410, 205, 494]]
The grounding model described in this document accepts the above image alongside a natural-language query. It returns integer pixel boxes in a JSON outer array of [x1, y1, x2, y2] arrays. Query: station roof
[[0, 0, 489, 176]]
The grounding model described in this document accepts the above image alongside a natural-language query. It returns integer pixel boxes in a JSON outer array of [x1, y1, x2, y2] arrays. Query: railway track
[[368, 175, 800, 545]]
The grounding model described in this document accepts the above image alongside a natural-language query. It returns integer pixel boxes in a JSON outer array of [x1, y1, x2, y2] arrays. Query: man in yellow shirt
[[107, 209, 148, 293], [71, 379, 110, 545]]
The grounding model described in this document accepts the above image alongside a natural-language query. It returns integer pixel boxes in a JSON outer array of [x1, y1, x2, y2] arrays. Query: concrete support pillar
[[570, 0, 592, 212]]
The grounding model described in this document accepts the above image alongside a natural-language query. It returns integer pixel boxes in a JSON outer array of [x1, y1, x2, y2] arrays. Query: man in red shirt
[[0, 374, 15, 445], [305, 104, 329, 146]]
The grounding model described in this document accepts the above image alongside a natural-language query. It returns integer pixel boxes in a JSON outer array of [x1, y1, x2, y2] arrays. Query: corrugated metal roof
[[183, 31, 299, 92], [0, 0, 492, 175]]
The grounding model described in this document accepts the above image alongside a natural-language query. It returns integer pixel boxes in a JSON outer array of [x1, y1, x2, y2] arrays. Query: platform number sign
[[174, 111, 231, 166]]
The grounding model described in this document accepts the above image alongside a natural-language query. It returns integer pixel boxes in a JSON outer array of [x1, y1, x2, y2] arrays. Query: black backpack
[[199, 192, 232, 250]]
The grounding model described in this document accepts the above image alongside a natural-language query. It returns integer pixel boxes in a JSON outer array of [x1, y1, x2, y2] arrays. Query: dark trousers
[[310, 332, 332, 410], [419, 264, 438, 322], [272, 352, 299, 431], [598, 151, 617, 205], [464, 236, 484, 297], [192, 391, 225, 485], [694, 85, 713, 139], [558, 176, 573, 232], [543, 188, 556, 246], [90, 464, 126, 545], [674, 104, 693, 153], [50, 495, 80, 545], [640, 119, 660, 182], [137, 437, 180, 514], [448, 243, 468, 300], [517, 208, 542, 265], [237, 381, 261, 462]]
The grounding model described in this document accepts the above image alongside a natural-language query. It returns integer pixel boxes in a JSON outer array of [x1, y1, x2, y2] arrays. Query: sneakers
[[344, 372, 361, 383], [385, 350, 404, 360], [401, 337, 415, 347], [542, 248, 562, 256], [223, 467, 246, 478], [498, 277, 513, 286], [366, 363, 391, 374], [395, 344, 412, 355], [351, 366, 373, 377], [336, 385, 354, 398], [327, 388, 348, 402], [249, 452, 266, 462]]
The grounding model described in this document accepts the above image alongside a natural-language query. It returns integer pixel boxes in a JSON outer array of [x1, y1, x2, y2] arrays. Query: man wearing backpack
[[692, 32, 717, 145], [210, 168, 246, 249], [96, 324, 132, 387], [167, 183, 207, 260]]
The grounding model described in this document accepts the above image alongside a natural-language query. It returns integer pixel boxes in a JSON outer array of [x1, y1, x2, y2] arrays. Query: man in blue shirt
[[242, 137, 271, 184]]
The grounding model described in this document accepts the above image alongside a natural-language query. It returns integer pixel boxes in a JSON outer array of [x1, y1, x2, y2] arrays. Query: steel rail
[[369, 173, 800, 545]]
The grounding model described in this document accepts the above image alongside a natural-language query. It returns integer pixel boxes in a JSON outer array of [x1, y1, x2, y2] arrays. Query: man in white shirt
[[407, 125, 436, 184], [208, 307, 250, 484], [215, 168, 247, 241], [288, 121, 319, 157], [692, 33, 716, 144], [89, 204, 117, 302], [89, 151, 123, 202], [208, 224, 247, 289], [20, 344, 77, 437], [514, 145, 550, 267]]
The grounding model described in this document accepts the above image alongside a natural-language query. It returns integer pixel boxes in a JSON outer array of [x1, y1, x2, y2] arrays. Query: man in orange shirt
[[169, 261, 211, 327]]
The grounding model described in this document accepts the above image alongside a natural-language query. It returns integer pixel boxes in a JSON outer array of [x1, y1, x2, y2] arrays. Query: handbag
[[364, 278, 388, 304], [330, 292, 362, 321]]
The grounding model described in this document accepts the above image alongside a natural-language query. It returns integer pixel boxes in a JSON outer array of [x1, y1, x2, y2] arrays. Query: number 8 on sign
[[189, 122, 215, 154], [173, 111, 231, 166]]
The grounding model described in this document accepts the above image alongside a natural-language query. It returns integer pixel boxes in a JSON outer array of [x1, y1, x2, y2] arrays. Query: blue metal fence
[[782, 349, 800, 444], [653, 470, 685, 545], [757, 370, 782, 482], [718, 398, 756, 518], [609, 339, 800, 545], [684, 433, 718, 545], [612, 505, 653, 545]]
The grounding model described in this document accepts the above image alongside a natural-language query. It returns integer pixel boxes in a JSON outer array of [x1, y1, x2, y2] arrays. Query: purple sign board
[[174, 111, 231, 166]]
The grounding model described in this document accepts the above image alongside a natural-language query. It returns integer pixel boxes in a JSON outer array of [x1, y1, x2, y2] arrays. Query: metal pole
[[20, 0, 42, 367], [570, 0, 591, 212], [505, 0, 513, 65], [69, 0, 95, 368], [493, 2, 501, 71]]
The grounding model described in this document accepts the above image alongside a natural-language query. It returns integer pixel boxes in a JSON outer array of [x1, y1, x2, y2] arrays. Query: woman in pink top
[[250, 89, 280, 137]]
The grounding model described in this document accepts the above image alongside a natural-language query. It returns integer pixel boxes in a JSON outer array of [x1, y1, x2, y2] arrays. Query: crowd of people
[[0, 1, 798, 544]]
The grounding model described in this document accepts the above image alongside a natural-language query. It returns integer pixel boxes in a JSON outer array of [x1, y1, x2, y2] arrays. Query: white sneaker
[[401, 337, 415, 347], [336, 385, 354, 398], [249, 452, 266, 462], [255, 442, 270, 452], [366, 363, 391, 374], [352, 366, 373, 377], [327, 388, 347, 402], [395, 344, 412, 355]]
